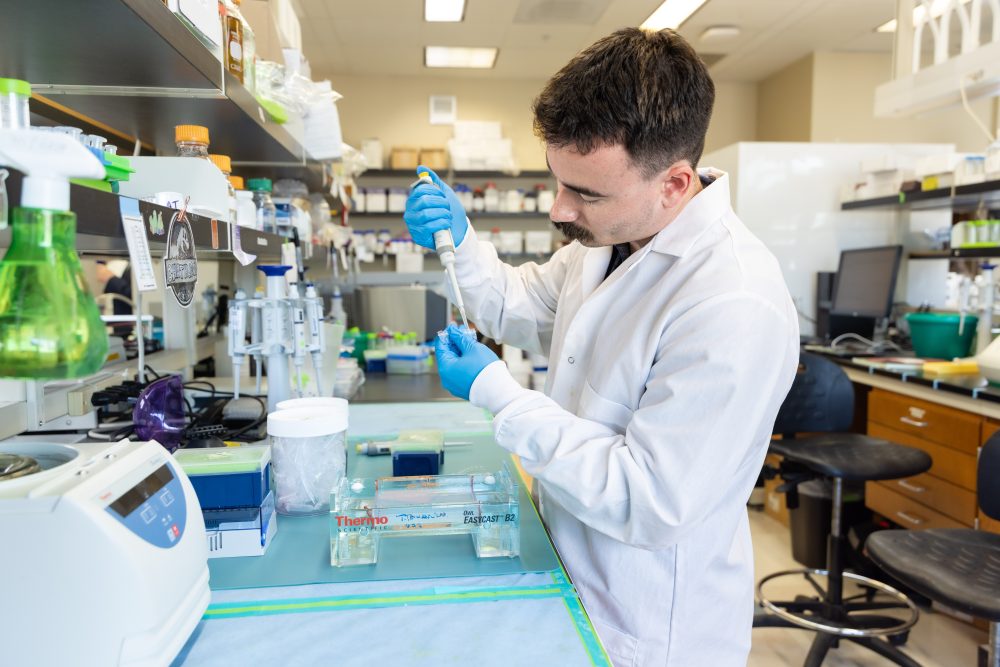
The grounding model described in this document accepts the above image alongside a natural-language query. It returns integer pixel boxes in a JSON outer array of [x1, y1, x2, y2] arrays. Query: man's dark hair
[[532, 28, 715, 178]]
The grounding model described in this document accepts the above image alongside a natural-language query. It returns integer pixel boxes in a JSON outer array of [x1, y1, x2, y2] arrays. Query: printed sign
[[163, 210, 198, 307], [119, 198, 157, 292]]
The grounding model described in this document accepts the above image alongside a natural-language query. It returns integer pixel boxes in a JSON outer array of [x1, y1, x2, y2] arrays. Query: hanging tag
[[230, 224, 256, 266], [119, 197, 158, 292]]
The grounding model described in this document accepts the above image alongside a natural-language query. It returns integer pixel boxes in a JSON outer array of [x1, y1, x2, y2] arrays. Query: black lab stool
[[867, 431, 1000, 667], [753, 352, 932, 666]]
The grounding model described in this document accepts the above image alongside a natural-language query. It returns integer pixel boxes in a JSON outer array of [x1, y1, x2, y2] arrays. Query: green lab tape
[[203, 583, 577, 620], [552, 571, 612, 667]]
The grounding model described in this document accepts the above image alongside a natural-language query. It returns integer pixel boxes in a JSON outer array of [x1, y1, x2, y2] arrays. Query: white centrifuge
[[0, 438, 210, 666]]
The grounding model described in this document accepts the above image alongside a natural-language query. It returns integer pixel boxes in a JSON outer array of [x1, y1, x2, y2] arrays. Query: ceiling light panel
[[425, 0, 466, 22], [641, 0, 710, 31], [424, 46, 498, 68]]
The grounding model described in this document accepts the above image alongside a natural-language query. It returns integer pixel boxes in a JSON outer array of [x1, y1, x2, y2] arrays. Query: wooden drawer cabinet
[[868, 423, 978, 491], [867, 483, 966, 530], [983, 419, 1000, 446], [876, 473, 977, 526], [869, 389, 980, 455], [980, 513, 1000, 533]]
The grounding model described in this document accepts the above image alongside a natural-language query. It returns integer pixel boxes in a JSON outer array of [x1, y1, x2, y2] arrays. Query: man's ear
[[658, 162, 696, 209]]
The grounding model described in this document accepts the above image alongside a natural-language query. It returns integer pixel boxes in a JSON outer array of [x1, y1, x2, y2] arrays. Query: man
[[405, 28, 798, 666], [95, 260, 133, 338]]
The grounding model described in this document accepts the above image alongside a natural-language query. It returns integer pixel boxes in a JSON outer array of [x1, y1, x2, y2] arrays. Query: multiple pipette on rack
[[228, 265, 326, 411]]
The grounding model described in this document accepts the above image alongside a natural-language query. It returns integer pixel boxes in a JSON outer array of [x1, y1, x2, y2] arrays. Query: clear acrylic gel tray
[[330, 464, 520, 566]]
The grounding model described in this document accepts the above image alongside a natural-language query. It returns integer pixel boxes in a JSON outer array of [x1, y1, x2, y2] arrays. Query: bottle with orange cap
[[209, 154, 237, 223], [175, 125, 211, 159]]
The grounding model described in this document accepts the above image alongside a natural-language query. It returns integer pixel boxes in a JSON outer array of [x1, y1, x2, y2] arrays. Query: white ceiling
[[296, 0, 899, 83]]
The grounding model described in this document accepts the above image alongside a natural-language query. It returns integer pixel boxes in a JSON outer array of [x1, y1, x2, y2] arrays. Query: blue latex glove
[[434, 324, 499, 400], [403, 166, 468, 250]]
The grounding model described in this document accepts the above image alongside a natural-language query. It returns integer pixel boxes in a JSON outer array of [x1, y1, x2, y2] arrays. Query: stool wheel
[[757, 568, 919, 638]]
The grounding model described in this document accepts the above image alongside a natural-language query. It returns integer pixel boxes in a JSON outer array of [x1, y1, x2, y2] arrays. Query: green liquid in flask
[[0, 206, 108, 378]]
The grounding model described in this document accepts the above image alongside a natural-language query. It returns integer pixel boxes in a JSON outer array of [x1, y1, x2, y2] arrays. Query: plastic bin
[[789, 479, 866, 569], [905, 312, 978, 359]]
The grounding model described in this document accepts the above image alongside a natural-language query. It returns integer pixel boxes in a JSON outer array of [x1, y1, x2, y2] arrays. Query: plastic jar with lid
[[483, 183, 500, 212], [176, 125, 210, 158], [247, 178, 277, 233], [0, 78, 30, 130], [209, 154, 238, 223], [267, 403, 349, 516]]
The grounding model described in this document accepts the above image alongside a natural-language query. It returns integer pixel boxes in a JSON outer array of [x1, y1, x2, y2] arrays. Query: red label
[[334, 515, 389, 527]]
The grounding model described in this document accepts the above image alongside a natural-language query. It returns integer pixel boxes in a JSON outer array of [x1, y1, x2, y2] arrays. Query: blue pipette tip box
[[174, 445, 271, 510]]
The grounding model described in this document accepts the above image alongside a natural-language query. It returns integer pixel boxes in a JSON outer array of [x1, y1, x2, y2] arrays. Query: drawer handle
[[899, 416, 928, 428], [896, 511, 924, 526], [897, 480, 926, 493]]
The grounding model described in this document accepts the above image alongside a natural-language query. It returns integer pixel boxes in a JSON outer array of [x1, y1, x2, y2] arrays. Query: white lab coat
[[453, 170, 799, 666]]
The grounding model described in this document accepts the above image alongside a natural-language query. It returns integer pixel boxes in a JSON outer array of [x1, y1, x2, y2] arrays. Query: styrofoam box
[[453, 121, 502, 141], [448, 138, 514, 171], [366, 189, 387, 213], [986, 151, 1000, 179], [914, 153, 980, 179], [361, 138, 383, 169]]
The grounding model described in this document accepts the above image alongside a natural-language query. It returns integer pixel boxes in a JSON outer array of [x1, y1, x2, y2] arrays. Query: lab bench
[[350, 372, 456, 403], [171, 401, 609, 667], [772, 351, 1000, 542]]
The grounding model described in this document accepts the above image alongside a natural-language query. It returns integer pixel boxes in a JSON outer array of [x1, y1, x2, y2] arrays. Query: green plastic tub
[[905, 312, 978, 359]]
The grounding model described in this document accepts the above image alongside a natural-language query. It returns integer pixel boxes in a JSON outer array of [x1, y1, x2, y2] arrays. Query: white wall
[[327, 73, 760, 172], [810, 52, 997, 153]]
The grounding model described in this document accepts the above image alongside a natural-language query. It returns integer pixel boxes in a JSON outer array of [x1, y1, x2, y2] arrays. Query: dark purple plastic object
[[133, 375, 186, 452]]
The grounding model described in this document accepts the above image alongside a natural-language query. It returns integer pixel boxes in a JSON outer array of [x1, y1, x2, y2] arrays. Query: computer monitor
[[829, 245, 903, 340]]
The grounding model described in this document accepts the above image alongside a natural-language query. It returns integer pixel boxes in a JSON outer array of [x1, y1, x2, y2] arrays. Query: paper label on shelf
[[230, 224, 256, 266], [119, 198, 157, 292]]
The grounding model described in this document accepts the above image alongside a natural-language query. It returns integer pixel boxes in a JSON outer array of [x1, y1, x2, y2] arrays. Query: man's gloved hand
[[434, 324, 499, 400], [403, 166, 468, 250]]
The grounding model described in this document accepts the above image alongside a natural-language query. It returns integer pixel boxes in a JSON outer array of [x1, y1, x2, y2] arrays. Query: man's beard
[[552, 220, 594, 244]]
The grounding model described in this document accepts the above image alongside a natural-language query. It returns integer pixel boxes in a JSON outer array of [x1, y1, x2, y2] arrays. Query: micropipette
[[415, 172, 470, 329]]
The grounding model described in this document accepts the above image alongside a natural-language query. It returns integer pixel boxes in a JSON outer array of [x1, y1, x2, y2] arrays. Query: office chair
[[753, 352, 933, 667], [866, 431, 1000, 667]]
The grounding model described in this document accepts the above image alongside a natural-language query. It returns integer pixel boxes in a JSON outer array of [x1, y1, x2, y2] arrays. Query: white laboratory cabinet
[[703, 142, 953, 337]]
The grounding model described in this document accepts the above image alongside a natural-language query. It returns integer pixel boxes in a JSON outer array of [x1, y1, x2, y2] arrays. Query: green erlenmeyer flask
[[0, 205, 108, 377]]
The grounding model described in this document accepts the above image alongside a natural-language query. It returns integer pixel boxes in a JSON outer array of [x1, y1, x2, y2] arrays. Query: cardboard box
[[419, 148, 448, 170], [390, 147, 419, 170], [240, 0, 284, 63], [763, 452, 789, 527]]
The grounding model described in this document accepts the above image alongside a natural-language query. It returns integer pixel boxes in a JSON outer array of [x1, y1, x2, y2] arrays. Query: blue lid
[[257, 265, 292, 277]]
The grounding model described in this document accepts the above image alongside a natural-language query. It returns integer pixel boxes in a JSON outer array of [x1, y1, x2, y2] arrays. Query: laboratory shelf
[[3, 0, 223, 92], [361, 169, 552, 179], [907, 251, 953, 260], [5, 0, 326, 184], [950, 247, 1000, 258], [350, 211, 550, 218], [0, 171, 293, 260], [840, 179, 1000, 212]]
